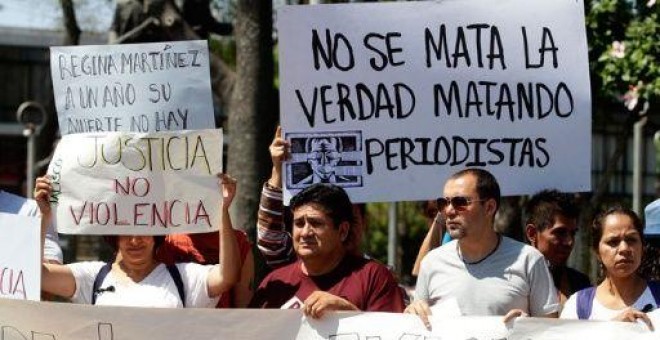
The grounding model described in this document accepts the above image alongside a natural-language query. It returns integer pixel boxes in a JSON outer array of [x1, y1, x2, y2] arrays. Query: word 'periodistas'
[[365, 135, 549, 174]]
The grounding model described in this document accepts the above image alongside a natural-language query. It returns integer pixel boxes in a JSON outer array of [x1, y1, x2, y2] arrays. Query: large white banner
[[278, 0, 591, 203], [46, 129, 223, 235], [0, 213, 40, 301], [0, 300, 656, 340], [50, 40, 215, 135]]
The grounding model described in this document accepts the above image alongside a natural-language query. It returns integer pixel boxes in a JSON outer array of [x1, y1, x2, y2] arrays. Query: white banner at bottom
[[0, 299, 656, 340]]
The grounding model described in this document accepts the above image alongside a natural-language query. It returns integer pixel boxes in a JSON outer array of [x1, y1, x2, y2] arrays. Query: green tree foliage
[[588, 0, 659, 111], [365, 201, 431, 285]]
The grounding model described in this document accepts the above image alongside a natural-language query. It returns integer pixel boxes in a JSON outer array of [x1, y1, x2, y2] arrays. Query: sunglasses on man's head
[[436, 196, 487, 211]]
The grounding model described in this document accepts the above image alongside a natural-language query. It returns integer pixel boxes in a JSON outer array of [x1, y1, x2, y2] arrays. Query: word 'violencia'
[[69, 200, 212, 229]]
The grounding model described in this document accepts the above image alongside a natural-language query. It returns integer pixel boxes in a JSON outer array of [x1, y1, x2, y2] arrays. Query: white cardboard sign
[[46, 129, 223, 235], [50, 40, 216, 135], [278, 0, 591, 203], [0, 213, 40, 301], [0, 300, 656, 340]]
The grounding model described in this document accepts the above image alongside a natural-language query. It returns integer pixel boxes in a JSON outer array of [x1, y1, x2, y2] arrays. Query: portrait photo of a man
[[286, 131, 363, 190]]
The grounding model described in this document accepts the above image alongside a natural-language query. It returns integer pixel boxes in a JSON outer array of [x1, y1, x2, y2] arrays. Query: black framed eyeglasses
[[436, 196, 487, 211]]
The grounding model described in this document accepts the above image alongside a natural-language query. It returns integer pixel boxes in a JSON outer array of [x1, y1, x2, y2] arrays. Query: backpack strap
[[648, 281, 660, 306], [92, 263, 186, 307], [92, 262, 113, 305], [166, 264, 186, 307], [576, 287, 596, 320]]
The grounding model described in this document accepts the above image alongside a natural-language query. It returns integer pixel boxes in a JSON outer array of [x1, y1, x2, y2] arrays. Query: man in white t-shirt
[[0, 190, 62, 264], [405, 168, 559, 326]]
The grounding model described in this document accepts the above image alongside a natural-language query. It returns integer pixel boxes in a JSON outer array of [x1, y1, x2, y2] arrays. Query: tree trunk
[[59, 0, 81, 45], [227, 0, 276, 235], [143, 0, 236, 109]]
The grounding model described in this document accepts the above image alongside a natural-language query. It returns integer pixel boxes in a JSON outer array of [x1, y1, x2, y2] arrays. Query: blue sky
[[0, 0, 113, 32]]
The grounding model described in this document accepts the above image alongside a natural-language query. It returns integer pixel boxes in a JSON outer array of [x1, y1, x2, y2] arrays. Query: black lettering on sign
[[295, 83, 415, 128], [363, 32, 405, 71], [424, 24, 506, 69], [311, 29, 355, 71], [522, 27, 559, 69], [433, 81, 574, 121], [364, 136, 551, 175]]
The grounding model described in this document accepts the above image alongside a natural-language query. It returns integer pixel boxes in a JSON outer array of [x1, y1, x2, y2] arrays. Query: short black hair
[[289, 183, 355, 232], [591, 206, 645, 251], [525, 189, 579, 232], [449, 168, 501, 212]]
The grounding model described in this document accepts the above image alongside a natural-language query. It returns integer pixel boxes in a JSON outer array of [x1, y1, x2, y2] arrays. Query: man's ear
[[525, 224, 538, 246], [485, 198, 497, 218], [339, 221, 350, 242]]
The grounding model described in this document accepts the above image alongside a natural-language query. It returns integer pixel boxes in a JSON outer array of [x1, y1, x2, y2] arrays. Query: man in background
[[524, 189, 590, 305]]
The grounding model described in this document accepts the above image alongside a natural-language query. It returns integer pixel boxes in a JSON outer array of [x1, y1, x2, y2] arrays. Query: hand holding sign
[[268, 126, 291, 189], [47, 129, 224, 235], [219, 173, 237, 209], [34, 176, 52, 218]]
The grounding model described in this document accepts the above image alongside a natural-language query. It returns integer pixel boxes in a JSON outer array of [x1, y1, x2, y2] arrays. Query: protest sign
[[46, 129, 223, 235], [509, 317, 655, 339], [0, 299, 656, 340], [0, 213, 40, 301], [277, 0, 591, 203], [50, 40, 215, 135]]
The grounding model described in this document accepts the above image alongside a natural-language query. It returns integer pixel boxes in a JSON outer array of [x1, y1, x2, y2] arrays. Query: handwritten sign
[[278, 0, 591, 203], [50, 40, 215, 135], [0, 300, 656, 340], [0, 213, 40, 301], [46, 129, 223, 235]]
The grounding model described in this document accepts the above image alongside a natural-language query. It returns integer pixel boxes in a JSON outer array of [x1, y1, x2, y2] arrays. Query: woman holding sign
[[560, 207, 658, 330], [33, 174, 240, 308]]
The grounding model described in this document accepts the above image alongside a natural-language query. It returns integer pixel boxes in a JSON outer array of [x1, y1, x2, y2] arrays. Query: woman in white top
[[560, 206, 658, 331], [33, 174, 240, 308]]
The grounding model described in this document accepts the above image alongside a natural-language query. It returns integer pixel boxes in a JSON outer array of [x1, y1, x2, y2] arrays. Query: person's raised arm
[[232, 245, 254, 307], [412, 212, 444, 276], [257, 126, 295, 268], [207, 174, 240, 298], [268, 126, 288, 189], [34, 176, 76, 298]]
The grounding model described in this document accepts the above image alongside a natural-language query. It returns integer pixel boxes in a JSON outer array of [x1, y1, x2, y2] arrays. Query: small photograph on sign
[[286, 131, 363, 189]]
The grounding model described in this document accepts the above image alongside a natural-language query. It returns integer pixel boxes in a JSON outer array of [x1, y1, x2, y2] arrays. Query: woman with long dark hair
[[560, 206, 658, 330], [34, 174, 240, 308]]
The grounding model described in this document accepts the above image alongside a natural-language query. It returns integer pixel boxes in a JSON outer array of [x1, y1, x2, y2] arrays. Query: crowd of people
[[3, 126, 658, 331]]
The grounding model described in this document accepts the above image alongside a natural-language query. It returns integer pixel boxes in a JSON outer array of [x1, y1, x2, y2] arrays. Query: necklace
[[458, 235, 501, 265]]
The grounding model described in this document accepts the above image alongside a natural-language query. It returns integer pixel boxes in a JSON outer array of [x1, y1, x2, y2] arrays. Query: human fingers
[[616, 308, 654, 331], [636, 313, 654, 331], [217, 174, 237, 204], [218, 173, 237, 184], [309, 299, 326, 319], [34, 177, 53, 209], [270, 139, 290, 158], [34, 176, 51, 193], [404, 300, 432, 329], [503, 309, 527, 323], [304, 292, 333, 319], [269, 127, 290, 161]]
